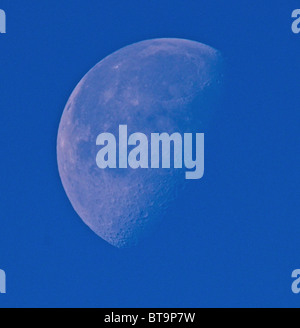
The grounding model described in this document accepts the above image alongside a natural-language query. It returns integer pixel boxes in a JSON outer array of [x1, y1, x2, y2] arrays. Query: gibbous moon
[[57, 38, 223, 248]]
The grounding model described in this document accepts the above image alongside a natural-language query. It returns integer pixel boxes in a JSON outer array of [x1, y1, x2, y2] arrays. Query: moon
[[57, 38, 223, 248]]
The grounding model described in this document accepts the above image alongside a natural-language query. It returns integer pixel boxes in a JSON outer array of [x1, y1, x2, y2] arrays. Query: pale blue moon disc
[[57, 38, 223, 248]]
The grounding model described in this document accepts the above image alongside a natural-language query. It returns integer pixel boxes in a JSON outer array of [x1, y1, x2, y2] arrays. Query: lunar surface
[[57, 38, 223, 248]]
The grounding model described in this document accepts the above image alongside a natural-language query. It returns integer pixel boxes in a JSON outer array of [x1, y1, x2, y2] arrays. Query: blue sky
[[0, 0, 299, 307]]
